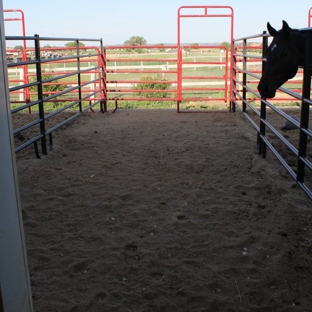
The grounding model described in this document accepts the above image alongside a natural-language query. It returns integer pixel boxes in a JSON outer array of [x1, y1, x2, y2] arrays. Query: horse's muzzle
[[257, 81, 276, 98]]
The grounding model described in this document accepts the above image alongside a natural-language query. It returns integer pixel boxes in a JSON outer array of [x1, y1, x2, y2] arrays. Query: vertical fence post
[[242, 38, 247, 113], [258, 31, 268, 158], [229, 7, 234, 112], [103, 47, 107, 112], [76, 40, 82, 113], [34, 34, 47, 155], [22, 48, 30, 112], [177, 47, 182, 112], [297, 30, 312, 183], [224, 48, 229, 103], [99, 39, 106, 113], [231, 44, 237, 112]]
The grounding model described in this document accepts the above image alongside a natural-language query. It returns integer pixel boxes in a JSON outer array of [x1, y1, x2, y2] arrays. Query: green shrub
[[134, 75, 171, 98]]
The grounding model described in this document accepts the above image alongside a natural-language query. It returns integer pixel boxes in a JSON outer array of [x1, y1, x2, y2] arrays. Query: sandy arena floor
[[14, 109, 312, 312]]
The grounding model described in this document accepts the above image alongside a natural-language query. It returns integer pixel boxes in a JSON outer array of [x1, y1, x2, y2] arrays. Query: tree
[[124, 36, 147, 53], [14, 45, 24, 51], [191, 43, 199, 48], [157, 43, 165, 52], [65, 41, 85, 47], [220, 41, 231, 50]]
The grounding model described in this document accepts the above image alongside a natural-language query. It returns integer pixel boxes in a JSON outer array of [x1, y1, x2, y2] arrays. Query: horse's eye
[[280, 51, 287, 58]]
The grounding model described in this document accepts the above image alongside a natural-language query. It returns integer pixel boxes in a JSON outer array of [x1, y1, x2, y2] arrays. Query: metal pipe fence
[[177, 5, 234, 112], [232, 29, 312, 200], [104, 44, 230, 113], [6, 34, 105, 158]]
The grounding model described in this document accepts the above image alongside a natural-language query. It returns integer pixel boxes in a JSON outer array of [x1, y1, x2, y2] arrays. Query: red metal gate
[[177, 6, 234, 112], [308, 7, 312, 26], [103, 44, 231, 113], [3, 9, 26, 49], [103, 6, 234, 113]]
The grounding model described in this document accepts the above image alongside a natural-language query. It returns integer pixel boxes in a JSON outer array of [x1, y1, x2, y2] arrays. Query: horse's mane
[[291, 29, 305, 62]]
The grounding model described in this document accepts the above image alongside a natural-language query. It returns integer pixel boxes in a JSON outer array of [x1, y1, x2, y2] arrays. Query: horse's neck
[[292, 31, 305, 66]]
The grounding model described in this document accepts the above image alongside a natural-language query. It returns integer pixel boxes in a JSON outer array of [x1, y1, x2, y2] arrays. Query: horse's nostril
[[258, 83, 267, 94], [257, 82, 275, 98]]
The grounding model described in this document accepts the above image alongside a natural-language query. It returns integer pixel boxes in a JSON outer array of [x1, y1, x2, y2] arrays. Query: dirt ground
[[14, 108, 312, 312]]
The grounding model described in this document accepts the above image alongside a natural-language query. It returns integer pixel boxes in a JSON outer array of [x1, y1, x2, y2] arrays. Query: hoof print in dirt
[[123, 244, 140, 266], [177, 215, 187, 221]]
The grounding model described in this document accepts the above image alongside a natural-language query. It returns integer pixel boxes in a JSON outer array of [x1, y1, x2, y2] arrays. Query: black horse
[[258, 20, 305, 98]]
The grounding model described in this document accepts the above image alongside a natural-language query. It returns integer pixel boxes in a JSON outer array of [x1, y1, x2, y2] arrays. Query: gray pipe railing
[[232, 28, 312, 200]]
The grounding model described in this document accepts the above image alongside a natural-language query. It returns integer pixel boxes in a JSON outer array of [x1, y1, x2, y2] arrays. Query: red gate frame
[[177, 6, 234, 112], [3, 9, 27, 50], [4, 9, 30, 107]]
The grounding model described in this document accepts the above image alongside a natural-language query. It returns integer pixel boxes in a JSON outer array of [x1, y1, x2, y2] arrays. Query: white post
[[161, 65, 166, 79], [91, 72, 95, 99], [0, 3, 34, 312], [19, 68, 24, 101]]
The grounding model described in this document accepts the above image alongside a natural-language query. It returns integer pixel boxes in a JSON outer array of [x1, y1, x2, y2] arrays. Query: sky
[[2, 0, 312, 46]]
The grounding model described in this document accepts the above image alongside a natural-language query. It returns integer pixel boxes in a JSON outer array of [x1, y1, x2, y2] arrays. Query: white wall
[[0, 1, 33, 311]]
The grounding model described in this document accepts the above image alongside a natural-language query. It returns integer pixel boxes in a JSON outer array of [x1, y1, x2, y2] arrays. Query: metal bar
[[98, 41, 106, 113], [297, 30, 312, 183], [48, 133, 53, 151], [231, 45, 237, 112], [45, 112, 81, 134], [297, 182, 312, 200], [34, 34, 47, 155], [107, 58, 178, 63], [33, 36, 101, 42], [14, 134, 43, 153], [9, 81, 39, 92], [11, 99, 41, 113], [234, 33, 270, 42], [301, 126, 312, 138], [242, 39, 247, 112], [299, 156, 312, 171], [33, 140, 40, 158], [242, 111, 260, 132], [261, 118, 298, 155], [13, 118, 42, 135], [7, 59, 38, 67], [103, 47, 108, 112], [259, 31, 268, 157], [261, 135, 297, 180]]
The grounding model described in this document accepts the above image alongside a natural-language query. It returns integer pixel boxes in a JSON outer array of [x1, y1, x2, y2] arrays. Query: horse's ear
[[282, 20, 291, 35], [267, 22, 278, 37]]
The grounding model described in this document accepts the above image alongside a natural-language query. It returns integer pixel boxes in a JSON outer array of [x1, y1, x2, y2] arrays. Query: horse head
[[257, 21, 304, 98]]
